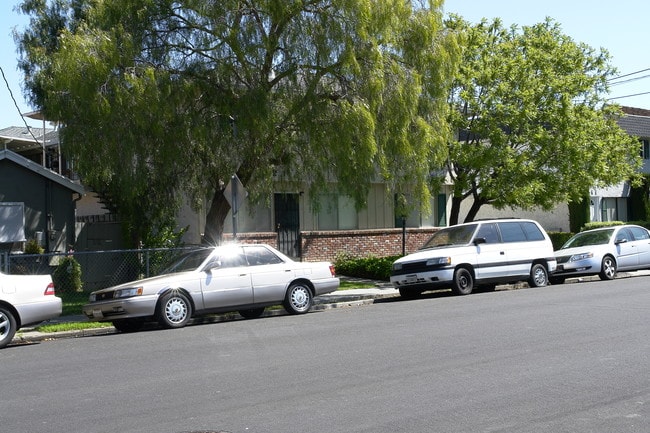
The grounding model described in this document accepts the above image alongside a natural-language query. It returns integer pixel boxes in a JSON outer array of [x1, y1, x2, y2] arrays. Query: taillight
[[329, 265, 336, 277], [44, 282, 56, 296]]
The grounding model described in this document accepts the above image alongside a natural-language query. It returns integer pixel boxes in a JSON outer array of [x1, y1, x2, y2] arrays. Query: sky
[[1, 0, 649, 129]]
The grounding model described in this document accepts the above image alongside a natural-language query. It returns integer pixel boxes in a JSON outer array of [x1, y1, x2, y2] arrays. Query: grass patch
[[35, 321, 113, 333], [338, 280, 376, 290]]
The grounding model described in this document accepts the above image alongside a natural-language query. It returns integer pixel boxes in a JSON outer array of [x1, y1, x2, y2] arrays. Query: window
[[244, 245, 283, 266], [318, 194, 357, 230], [520, 222, 545, 241], [629, 226, 650, 241], [601, 197, 628, 222], [0, 202, 26, 243], [476, 223, 499, 243], [497, 222, 528, 243]]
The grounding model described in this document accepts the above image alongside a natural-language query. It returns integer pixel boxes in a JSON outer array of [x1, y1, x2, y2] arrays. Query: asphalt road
[[3, 277, 650, 433]]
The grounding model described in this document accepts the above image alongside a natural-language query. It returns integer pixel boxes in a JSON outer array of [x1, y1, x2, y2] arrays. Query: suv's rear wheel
[[529, 263, 548, 287], [452, 267, 474, 295]]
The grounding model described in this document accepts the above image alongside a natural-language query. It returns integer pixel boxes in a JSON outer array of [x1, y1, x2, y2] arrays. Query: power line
[[0, 65, 42, 144], [607, 91, 650, 101], [608, 67, 650, 82]]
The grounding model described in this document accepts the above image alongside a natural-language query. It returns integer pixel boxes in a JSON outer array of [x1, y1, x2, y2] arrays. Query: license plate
[[405, 274, 418, 283], [92, 309, 104, 319]]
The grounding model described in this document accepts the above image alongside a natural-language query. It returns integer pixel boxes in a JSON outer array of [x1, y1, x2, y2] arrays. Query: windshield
[[421, 224, 478, 249], [161, 249, 214, 274], [561, 229, 614, 249]]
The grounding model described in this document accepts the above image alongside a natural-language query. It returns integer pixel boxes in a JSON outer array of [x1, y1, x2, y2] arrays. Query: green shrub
[[53, 256, 83, 293], [547, 232, 574, 250], [24, 239, 44, 254], [582, 221, 624, 231], [334, 253, 399, 281]]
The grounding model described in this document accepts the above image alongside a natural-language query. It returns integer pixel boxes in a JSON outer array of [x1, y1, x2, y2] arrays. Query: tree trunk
[[203, 188, 231, 245], [449, 196, 463, 226], [464, 198, 484, 223]]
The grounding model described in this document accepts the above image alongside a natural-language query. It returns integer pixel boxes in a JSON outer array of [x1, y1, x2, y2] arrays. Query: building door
[[274, 193, 300, 258]]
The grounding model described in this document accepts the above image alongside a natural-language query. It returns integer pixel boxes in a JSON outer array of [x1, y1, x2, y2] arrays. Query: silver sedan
[[82, 244, 340, 332], [0, 271, 62, 348], [552, 225, 650, 284]]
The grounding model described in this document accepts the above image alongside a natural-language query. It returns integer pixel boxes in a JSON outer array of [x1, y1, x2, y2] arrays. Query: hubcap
[[291, 287, 310, 310], [165, 297, 187, 323]]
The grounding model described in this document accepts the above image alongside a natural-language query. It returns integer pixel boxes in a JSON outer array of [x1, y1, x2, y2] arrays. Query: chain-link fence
[[1, 247, 198, 294]]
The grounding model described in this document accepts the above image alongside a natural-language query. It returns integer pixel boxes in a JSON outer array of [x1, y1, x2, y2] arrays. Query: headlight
[[89, 294, 96, 302], [426, 257, 451, 266], [393, 263, 403, 271], [570, 252, 594, 262], [114, 287, 144, 299]]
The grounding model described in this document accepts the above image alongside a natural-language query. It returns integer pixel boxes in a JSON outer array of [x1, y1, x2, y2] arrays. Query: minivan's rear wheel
[[451, 267, 474, 295], [529, 263, 548, 287], [599, 255, 617, 280]]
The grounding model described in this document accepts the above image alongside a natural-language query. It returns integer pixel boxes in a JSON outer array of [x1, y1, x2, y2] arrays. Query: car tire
[[0, 306, 17, 349], [156, 291, 192, 328], [112, 319, 145, 333], [283, 282, 313, 314], [399, 288, 424, 299], [529, 263, 548, 287], [238, 308, 265, 319], [599, 255, 617, 280], [451, 267, 474, 295]]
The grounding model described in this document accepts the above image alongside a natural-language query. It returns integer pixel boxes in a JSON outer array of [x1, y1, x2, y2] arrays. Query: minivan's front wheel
[[452, 267, 474, 295], [529, 263, 548, 287]]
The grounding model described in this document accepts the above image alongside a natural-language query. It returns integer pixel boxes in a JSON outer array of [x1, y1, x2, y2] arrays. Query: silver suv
[[391, 219, 557, 297]]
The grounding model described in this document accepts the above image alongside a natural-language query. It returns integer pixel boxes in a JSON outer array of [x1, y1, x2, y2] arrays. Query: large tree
[[444, 16, 641, 225], [16, 0, 458, 245]]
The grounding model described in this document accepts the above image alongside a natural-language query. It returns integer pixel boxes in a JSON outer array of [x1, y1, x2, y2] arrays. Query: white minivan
[[391, 219, 557, 297]]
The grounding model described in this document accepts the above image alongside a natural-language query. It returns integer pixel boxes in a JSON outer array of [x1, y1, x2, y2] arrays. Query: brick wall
[[226, 228, 439, 262]]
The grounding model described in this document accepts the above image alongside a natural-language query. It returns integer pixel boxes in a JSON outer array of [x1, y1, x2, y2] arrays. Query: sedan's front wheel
[[157, 291, 192, 328], [283, 282, 313, 314], [599, 255, 617, 280], [0, 306, 17, 349]]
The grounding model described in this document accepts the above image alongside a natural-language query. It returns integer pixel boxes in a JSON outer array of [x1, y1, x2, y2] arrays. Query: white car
[[552, 224, 650, 283], [391, 219, 557, 297], [83, 244, 340, 332], [0, 271, 62, 348]]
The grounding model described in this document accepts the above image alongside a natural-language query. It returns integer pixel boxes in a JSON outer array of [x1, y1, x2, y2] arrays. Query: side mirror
[[615, 238, 628, 245], [474, 237, 486, 245]]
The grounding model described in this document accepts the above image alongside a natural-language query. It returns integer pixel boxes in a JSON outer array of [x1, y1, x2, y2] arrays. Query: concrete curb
[[11, 287, 400, 346]]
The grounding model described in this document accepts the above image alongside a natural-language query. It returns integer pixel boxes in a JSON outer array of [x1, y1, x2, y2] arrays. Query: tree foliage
[[444, 16, 641, 224], [16, 0, 459, 245]]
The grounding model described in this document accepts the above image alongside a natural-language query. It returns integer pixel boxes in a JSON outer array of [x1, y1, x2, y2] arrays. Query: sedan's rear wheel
[[451, 267, 474, 295], [529, 263, 548, 287], [157, 291, 192, 328], [283, 282, 313, 314], [0, 306, 17, 349], [599, 255, 617, 280], [238, 308, 265, 319]]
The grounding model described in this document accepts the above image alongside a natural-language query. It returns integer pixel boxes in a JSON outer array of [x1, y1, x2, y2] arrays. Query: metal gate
[[274, 193, 300, 259]]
